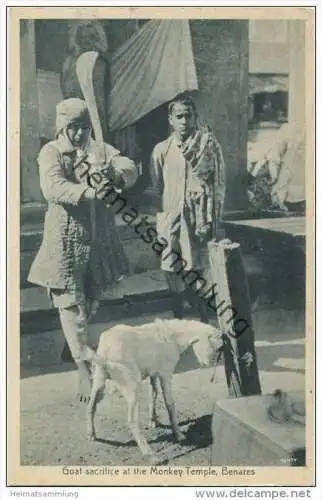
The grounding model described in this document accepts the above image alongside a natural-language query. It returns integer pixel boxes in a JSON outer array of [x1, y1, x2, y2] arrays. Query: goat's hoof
[[87, 432, 96, 441], [174, 431, 186, 443], [148, 419, 160, 429]]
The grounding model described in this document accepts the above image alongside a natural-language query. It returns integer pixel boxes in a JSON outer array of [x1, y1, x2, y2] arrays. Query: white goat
[[84, 318, 223, 464]]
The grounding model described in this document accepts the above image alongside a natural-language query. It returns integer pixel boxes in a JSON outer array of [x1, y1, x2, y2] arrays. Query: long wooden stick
[[76, 50, 108, 243], [76, 50, 106, 165]]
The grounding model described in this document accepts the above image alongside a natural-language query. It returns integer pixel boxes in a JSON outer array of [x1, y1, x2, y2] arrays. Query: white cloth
[[108, 20, 198, 131], [152, 136, 193, 271]]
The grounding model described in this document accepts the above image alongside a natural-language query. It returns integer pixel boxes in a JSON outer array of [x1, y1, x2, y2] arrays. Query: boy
[[150, 93, 226, 323]]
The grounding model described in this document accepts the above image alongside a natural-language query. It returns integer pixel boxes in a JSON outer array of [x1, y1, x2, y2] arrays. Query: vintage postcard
[[7, 4, 315, 488]]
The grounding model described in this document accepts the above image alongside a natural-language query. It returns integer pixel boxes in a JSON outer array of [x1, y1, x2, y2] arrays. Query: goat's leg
[[124, 389, 157, 462], [159, 377, 185, 442], [148, 376, 159, 428], [86, 365, 105, 441], [112, 367, 153, 456]]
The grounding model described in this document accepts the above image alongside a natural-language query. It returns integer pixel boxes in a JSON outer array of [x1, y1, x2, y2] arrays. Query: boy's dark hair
[[168, 92, 197, 116]]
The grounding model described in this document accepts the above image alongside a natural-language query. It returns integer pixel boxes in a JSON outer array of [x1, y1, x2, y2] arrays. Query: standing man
[[151, 93, 226, 323], [28, 98, 138, 403]]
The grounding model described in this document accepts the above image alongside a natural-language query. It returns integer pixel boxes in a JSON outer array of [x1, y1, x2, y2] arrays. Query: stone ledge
[[21, 269, 167, 314], [21, 291, 173, 336]]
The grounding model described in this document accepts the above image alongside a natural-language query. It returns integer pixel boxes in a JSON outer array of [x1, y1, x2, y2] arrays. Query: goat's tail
[[82, 346, 132, 389], [82, 346, 106, 367]]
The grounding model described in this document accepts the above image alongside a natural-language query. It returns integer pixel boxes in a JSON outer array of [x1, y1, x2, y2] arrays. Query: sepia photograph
[[7, 6, 315, 487]]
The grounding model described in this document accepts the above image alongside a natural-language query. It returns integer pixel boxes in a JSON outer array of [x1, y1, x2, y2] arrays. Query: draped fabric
[[36, 20, 198, 146], [113, 124, 141, 160], [108, 20, 198, 132]]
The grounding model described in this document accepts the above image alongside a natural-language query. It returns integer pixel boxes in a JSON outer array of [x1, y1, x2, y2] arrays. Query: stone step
[[21, 269, 169, 313], [20, 270, 173, 335], [20, 203, 292, 289]]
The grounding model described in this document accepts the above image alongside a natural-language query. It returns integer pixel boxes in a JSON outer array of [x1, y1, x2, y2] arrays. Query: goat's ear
[[188, 337, 200, 346]]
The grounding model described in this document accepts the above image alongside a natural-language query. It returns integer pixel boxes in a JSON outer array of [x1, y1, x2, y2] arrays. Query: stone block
[[211, 391, 305, 466]]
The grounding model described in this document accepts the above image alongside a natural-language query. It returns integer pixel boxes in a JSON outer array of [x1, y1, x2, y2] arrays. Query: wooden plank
[[208, 240, 262, 398]]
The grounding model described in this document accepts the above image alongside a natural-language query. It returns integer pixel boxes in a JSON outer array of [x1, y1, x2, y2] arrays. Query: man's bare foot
[[76, 361, 92, 404], [146, 418, 160, 430]]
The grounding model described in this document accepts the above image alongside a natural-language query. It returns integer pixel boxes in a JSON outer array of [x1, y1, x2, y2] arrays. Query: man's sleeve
[[38, 145, 87, 206], [150, 144, 164, 198]]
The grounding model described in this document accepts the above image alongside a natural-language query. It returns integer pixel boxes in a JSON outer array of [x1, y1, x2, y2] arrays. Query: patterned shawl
[[180, 125, 225, 239]]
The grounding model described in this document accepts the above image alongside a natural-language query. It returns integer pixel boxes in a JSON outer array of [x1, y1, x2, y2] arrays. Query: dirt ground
[[20, 364, 226, 467], [20, 304, 305, 468]]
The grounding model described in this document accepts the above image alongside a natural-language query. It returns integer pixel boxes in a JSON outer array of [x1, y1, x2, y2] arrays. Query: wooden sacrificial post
[[208, 239, 262, 398]]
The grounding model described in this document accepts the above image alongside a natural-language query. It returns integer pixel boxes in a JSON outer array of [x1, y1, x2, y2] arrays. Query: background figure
[[269, 123, 306, 213], [61, 20, 110, 142], [247, 123, 305, 214], [151, 92, 226, 324]]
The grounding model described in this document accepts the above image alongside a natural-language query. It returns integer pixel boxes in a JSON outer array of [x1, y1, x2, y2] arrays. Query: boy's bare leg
[[75, 299, 101, 403], [58, 302, 94, 404]]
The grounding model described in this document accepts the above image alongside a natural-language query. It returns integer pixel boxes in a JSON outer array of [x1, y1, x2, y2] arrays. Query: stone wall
[[20, 20, 42, 202], [190, 20, 249, 211]]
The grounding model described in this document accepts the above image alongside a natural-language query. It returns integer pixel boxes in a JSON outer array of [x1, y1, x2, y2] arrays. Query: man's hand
[[101, 164, 116, 183], [81, 187, 96, 201], [101, 164, 125, 191], [95, 181, 114, 201]]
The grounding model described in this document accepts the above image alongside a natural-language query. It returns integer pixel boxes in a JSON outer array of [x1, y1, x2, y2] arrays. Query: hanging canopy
[[249, 74, 288, 95], [108, 20, 198, 132]]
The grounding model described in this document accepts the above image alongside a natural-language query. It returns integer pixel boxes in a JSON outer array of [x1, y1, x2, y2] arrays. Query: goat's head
[[185, 323, 224, 367], [154, 318, 224, 366]]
